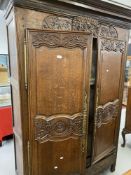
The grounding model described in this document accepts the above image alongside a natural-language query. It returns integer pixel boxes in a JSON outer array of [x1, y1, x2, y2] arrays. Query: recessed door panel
[[93, 38, 125, 162], [27, 30, 91, 175], [99, 51, 122, 105], [36, 47, 83, 115]]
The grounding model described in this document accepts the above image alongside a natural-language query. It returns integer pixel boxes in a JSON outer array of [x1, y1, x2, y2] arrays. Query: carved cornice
[[32, 31, 89, 49], [64, 0, 131, 21], [96, 99, 119, 128], [34, 113, 83, 143], [101, 39, 125, 53], [5, 0, 131, 29]]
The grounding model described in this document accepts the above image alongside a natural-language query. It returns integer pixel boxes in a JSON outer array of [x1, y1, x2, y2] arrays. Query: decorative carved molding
[[34, 113, 83, 143], [42, 15, 72, 31], [96, 99, 119, 128], [101, 39, 125, 53], [32, 32, 88, 49], [42, 15, 119, 39], [72, 16, 100, 37], [9, 0, 131, 29], [100, 25, 118, 38]]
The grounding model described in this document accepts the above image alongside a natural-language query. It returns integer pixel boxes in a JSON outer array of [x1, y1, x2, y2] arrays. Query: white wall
[[129, 30, 131, 43], [102, 0, 131, 9], [0, 10, 8, 54]]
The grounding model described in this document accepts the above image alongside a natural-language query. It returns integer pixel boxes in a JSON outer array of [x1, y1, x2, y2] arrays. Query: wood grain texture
[[92, 37, 126, 164], [5, 1, 129, 174], [27, 30, 91, 175]]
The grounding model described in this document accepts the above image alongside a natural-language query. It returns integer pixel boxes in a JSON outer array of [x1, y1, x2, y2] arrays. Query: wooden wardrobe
[[5, 0, 130, 175], [122, 86, 131, 147]]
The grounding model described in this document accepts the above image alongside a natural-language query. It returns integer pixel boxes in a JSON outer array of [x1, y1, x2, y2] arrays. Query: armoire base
[[86, 153, 116, 175]]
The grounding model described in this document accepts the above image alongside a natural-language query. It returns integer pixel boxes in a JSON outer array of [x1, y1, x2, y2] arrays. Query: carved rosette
[[96, 99, 119, 128], [101, 39, 125, 53], [32, 32, 88, 49], [34, 113, 83, 143]]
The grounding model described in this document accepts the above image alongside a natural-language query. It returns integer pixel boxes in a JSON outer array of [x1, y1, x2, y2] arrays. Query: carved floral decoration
[[100, 25, 118, 38], [96, 99, 119, 128], [42, 15, 119, 39], [42, 15, 72, 31], [32, 32, 89, 49], [101, 39, 125, 53], [34, 113, 83, 143], [72, 16, 100, 36]]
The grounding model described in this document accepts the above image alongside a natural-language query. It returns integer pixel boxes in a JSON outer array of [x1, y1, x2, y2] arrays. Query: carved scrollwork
[[34, 113, 83, 143], [42, 15, 119, 39], [42, 15, 72, 31], [42, 15, 99, 36], [100, 25, 118, 38], [96, 99, 119, 128], [72, 16, 100, 37], [32, 32, 88, 48], [101, 39, 125, 53]]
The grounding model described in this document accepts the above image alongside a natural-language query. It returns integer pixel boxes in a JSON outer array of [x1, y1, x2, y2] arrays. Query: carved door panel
[[26, 30, 91, 175], [92, 38, 125, 163]]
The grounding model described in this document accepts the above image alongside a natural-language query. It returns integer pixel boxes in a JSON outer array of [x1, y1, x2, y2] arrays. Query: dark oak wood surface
[[27, 30, 91, 175], [5, 0, 129, 175]]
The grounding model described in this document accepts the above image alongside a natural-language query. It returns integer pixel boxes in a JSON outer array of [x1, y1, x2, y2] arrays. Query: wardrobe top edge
[[4, 0, 131, 29]]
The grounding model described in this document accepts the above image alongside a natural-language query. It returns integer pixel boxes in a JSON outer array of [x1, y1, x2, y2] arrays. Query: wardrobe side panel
[[6, 10, 24, 175], [14, 7, 52, 175]]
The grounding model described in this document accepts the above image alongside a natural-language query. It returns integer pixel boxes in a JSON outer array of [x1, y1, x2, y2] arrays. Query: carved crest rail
[[96, 99, 119, 128], [42, 15, 118, 38]]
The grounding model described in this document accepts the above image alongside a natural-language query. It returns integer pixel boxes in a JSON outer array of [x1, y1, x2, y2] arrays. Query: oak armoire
[[122, 86, 131, 147], [5, 0, 131, 175]]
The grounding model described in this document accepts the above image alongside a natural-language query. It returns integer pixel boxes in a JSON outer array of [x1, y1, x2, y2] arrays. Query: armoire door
[[92, 38, 125, 163], [26, 30, 92, 175]]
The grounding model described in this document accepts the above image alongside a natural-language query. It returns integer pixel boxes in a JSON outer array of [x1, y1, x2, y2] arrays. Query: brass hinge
[[96, 87, 99, 107], [24, 38, 28, 90], [27, 140, 30, 175]]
